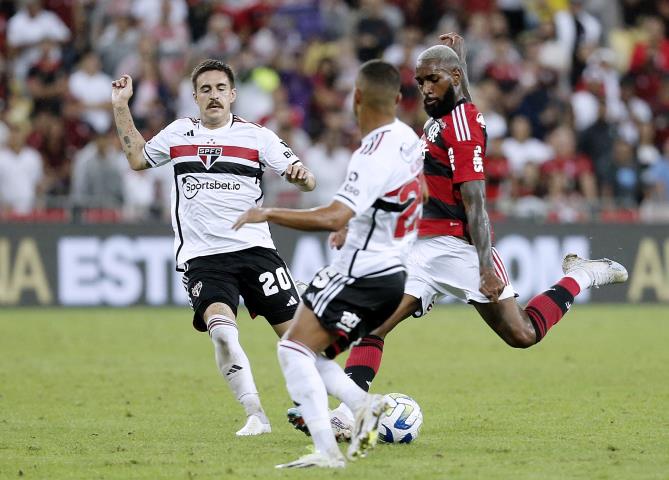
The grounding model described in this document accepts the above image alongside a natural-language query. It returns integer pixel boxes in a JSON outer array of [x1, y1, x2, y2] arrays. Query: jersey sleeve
[[259, 127, 301, 176], [143, 125, 174, 168], [448, 104, 487, 185], [333, 153, 388, 215]]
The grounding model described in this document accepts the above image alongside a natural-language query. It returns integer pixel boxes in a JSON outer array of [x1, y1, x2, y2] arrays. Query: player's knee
[[504, 328, 536, 349]]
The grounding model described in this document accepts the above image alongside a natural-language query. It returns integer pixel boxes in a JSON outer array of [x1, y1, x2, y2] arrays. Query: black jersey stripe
[[348, 208, 379, 277], [422, 198, 467, 221], [173, 169, 185, 271], [423, 157, 453, 177], [174, 161, 261, 177], [372, 197, 415, 213]]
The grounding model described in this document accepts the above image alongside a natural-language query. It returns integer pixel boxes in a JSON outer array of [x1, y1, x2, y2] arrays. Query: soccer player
[[288, 33, 629, 438], [233, 59, 424, 468], [111, 59, 316, 436]]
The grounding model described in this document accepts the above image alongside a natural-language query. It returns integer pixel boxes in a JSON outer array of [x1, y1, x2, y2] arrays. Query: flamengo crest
[[198, 146, 222, 169]]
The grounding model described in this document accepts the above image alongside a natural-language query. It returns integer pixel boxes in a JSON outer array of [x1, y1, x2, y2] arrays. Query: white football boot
[[561, 254, 628, 288], [275, 451, 346, 469], [235, 414, 271, 436], [347, 394, 388, 460], [330, 404, 354, 442]]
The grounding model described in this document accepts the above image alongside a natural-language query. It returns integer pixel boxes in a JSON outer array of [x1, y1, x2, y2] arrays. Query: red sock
[[344, 335, 384, 392], [525, 277, 580, 342]]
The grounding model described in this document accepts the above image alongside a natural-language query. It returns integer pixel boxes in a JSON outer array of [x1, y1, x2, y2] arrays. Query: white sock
[[277, 339, 340, 457], [565, 270, 591, 291], [315, 355, 367, 415], [208, 315, 266, 421]]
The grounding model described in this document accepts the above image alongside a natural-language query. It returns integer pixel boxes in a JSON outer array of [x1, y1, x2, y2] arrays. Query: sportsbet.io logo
[[181, 175, 241, 199]]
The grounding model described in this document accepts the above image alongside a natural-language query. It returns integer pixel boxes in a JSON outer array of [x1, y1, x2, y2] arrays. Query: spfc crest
[[197, 146, 222, 169]]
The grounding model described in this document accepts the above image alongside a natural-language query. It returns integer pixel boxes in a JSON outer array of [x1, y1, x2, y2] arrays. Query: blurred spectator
[[554, 0, 602, 86], [629, 15, 669, 73], [302, 111, 351, 207], [149, 0, 191, 90], [95, 12, 141, 75], [6, 0, 71, 80], [26, 111, 81, 198], [628, 16, 669, 104], [578, 100, 617, 197], [263, 101, 312, 208], [611, 139, 640, 207], [542, 126, 598, 204], [194, 13, 241, 62], [484, 137, 511, 210], [637, 122, 661, 167], [131, 0, 187, 29], [475, 79, 507, 139], [641, 138, 669, 205], [501, 115, 552, 175], [70, 129, 127, 211], [616, 74, 652, 144], [25, 39, 68, 116], [68, 51, 112, 133], [0, 120, 44, 214], [354, 0, 395, 62]]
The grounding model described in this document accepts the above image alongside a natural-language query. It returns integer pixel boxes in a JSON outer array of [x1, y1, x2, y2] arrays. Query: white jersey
[[332, 119, 423, 278], [143, 114, 299, 269]]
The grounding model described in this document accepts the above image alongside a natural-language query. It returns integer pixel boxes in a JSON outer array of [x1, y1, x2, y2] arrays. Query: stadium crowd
[[0, 0, 668, 223]]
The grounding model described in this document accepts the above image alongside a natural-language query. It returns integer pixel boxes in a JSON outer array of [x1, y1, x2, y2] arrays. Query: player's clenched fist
[[111, 74, 134, 105], [284, 163, 310, 186], [439, 32, 466, 62], [479, 268, 505, 303]]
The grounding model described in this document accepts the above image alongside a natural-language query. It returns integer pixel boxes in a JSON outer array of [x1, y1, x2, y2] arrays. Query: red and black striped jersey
[[419, 100, 487, 239]]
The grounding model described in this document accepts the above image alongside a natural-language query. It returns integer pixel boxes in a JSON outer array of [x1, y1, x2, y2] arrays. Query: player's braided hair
[[191, 59, 236, 90]]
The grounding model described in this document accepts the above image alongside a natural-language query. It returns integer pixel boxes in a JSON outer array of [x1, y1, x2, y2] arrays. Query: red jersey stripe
[[170, 145, 260, 162], [425, 175, 458, 204]]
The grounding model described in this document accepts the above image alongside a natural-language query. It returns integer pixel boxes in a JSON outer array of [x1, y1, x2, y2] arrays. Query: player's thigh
[[237, 247, 301, 326], [284, 303, 336, 354], [411, 237, 515, 304], [303, 267, 406, 358], [182, 255, 242, 332]]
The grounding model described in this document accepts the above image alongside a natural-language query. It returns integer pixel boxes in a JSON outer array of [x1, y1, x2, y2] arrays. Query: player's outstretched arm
[[460, 180, 504, 302], [111, 75, 149, 171], [439, 32, 472, 103], [284, 162, 316, 192], [232, 200, 354, 232]]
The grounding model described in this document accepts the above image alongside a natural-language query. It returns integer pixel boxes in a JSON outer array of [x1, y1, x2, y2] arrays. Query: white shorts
[[405, 236, 516, 316]]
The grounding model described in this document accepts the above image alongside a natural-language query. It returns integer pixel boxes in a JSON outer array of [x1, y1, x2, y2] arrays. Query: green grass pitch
[[1, 305, 668, 479]]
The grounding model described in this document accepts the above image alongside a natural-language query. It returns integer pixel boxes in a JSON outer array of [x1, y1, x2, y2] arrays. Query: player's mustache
[[208, 101, 223, 108]]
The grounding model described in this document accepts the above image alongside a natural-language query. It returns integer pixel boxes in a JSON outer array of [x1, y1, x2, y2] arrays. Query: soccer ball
[[378, 393, 423, 444]]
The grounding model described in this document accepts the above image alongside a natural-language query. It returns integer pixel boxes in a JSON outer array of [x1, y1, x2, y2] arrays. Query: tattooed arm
[[111, 75, 150, 171], [460, 180, 504, 302]]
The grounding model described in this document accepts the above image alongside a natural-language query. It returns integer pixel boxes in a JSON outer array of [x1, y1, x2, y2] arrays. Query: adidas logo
[[226, 364, 242, 376], [286, 296, 298, 306], [184, 130, 194, 136]]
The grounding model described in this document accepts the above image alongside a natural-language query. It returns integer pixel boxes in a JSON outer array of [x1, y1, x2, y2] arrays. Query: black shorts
[[182, 247, 300, 332], [301, 266, 407, 358]]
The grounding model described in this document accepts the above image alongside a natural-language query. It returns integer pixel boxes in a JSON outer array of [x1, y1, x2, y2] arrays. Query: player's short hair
[[191, 59, 235, 90], [417, 45, 460, 69], [357, 60, 401, 109]]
